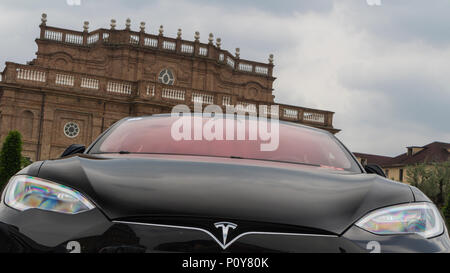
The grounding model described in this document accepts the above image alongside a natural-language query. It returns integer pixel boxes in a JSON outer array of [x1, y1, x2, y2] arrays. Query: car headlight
[[356, 202, 444, 239], [4, 175, 95, 214]]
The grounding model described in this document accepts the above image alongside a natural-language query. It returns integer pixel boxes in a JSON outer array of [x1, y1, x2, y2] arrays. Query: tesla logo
[[214, 222, 237, 249]]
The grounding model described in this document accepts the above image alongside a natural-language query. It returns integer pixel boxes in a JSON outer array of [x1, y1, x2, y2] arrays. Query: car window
[[91, 116, 360, 172]]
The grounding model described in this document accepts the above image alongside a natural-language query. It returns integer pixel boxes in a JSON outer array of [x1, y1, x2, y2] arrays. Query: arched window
[[20, 110, 34, 139]]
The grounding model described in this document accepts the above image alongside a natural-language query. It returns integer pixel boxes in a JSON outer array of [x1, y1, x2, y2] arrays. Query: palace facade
[[0, 14, 339, 161]]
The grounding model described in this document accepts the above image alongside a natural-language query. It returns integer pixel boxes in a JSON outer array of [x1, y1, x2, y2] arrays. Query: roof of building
[[353, 152, 393, 166], [354, 141, 450, 167]]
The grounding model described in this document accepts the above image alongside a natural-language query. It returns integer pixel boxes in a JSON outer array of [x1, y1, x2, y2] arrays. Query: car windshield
[[90, 115, 361, 172]]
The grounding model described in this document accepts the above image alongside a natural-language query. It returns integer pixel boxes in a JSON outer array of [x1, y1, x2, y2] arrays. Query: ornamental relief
[[247, 87, 259, 100], [177, 64, 191, 82]]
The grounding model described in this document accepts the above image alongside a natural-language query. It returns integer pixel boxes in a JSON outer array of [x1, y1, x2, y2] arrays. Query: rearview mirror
[[61, 144, 86, 158], [364, 164, 386, 178]]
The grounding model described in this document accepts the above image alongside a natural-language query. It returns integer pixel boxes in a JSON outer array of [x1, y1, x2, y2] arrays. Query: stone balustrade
[[303, 111, 326, 123], [2, 62, 334, 129], [192, 92, 214, 104], [4, 63, 136, 97], [65, 33, 83, 45], [55, 73, 75, 86], [107, 81, 132, 95], [38, 24, 273, 77], [81, 77, 99, 89], [16, 67, 47, 82], [222, 95, 232, 106], [162, 87, 185, 100], [181, 44, 194, 54]]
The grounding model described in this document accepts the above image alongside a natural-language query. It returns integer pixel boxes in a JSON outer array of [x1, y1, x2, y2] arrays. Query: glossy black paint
[[35, 154, 414, 235], [0, 116, 449, 253], [410, 185, 433, 202], [1, 202, 449, 253]]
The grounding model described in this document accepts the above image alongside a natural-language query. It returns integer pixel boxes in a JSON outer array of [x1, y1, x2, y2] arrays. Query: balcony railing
[[181, 44, 194, 54], [162, 87, 185, 101], [162, 41, 176, 51], [16, 68, 47, 82], [87, 33, 99, 44], [55, 73, 75, 86], [81, 77, 99, 89], [236, 102, 257, 113], [65, 33, 83, 45], [107, 81, 132, 95], [222, 95, 232, 106], [2, 62, 334, 129], [38, 25, 273, 78], [44, 30, 62, 41], [192, 92, 214, 104], [4, 63, 136, 97], [144, 37, 158, 48], [303, 111, 325, 123]]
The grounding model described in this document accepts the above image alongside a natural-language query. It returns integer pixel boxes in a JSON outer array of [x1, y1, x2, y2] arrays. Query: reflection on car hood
[[37, 154, 414, 234]]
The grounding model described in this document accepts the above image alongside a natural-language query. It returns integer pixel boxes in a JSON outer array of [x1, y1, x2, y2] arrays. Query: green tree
[[21, 156, 32, 168], [407, 161, 450, 208], [406, 163, 427, 188], [0, 131, 23, 190], [429, 161, 450, 207], [443, 192, 450, 228]]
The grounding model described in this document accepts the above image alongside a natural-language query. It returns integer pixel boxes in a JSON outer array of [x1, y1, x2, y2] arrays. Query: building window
[[360, 158, 367, 165], [158, 69, 175, 85], [64, 122, 80, 138], [20, 110, 34, 139], [385, 169, 389, 177], [399, 168, 404, 182]]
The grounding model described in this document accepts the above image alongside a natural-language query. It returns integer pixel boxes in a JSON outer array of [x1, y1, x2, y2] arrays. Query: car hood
[[36, 154, 414, 235]]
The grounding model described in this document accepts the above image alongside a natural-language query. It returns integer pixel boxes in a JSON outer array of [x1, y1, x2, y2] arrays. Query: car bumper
[[0, 203, 449, 253]]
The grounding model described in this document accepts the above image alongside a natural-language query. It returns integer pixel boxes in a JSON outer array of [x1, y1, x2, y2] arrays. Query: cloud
[[336, 0, 450, 46], [0, 0, 449, 157]]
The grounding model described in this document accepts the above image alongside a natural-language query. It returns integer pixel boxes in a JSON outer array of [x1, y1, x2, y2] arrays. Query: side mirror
[[61, 144, 86, 158], [364, 164, 386, 178]]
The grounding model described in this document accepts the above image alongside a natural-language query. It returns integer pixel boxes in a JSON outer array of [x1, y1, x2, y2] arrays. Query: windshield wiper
[[92, 152, 322, 168]]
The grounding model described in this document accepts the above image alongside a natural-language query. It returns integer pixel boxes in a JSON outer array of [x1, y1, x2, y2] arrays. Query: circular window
[[158, 68, 175, 85], [64, 122, 80, 138]]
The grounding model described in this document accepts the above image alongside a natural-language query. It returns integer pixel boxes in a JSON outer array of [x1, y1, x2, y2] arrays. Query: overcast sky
[[0, 0, 449, 157]]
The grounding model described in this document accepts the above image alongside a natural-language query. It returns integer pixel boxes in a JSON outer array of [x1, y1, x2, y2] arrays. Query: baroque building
[[0, 14, 339, 161]]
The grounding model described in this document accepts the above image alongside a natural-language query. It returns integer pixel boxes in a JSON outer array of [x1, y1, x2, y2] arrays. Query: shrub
[[0, 131, 24, 190], [443, 192, 450, 229], [407, 161, 450, 208]]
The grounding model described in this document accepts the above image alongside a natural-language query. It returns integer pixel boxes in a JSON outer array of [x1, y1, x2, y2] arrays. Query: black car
[[0, 114, 449, 253]]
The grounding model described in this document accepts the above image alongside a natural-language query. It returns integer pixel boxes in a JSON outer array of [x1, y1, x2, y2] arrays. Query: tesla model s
[[0, 114, 449, 253]]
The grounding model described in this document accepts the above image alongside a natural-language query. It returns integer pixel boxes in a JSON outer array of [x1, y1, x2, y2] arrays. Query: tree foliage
[[443, 191, 450, 227], [21, 156, 32, 168], [0, 131, 24, 190], [406, 161, 450, 208]]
